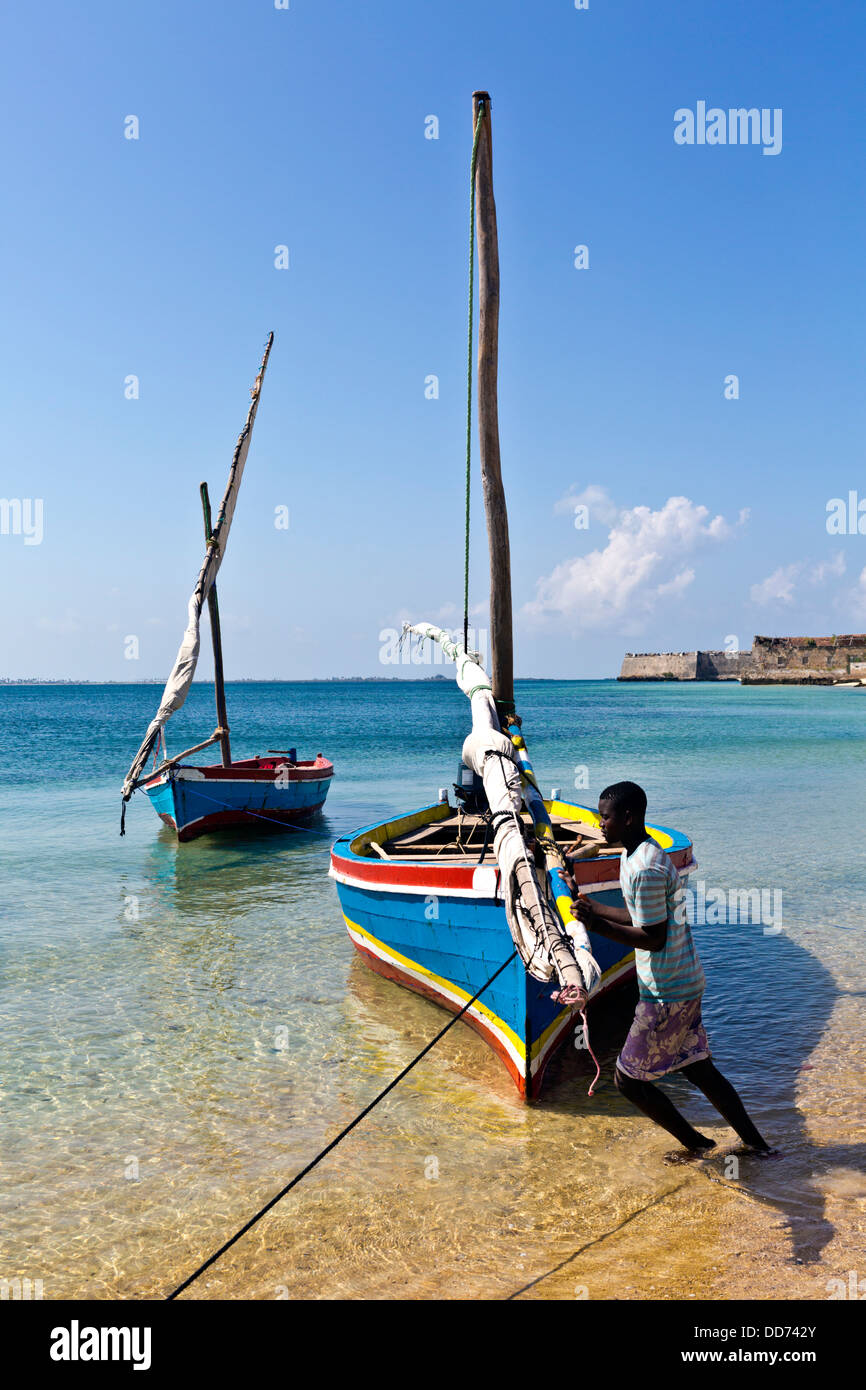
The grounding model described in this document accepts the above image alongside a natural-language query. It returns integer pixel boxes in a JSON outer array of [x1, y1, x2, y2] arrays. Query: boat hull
[[144, 754, 333, 842], [331, 799, 696, 1099]]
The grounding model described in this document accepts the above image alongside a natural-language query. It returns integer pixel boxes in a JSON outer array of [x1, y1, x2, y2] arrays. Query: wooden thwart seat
[[373, 808, 621, 860]]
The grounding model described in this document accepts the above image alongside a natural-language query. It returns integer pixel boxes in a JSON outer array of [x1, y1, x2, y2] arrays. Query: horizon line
[[0, 675, 619, 686]]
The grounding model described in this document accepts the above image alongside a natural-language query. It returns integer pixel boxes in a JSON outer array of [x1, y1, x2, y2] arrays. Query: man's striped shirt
[[620, 838, 705, 1001]]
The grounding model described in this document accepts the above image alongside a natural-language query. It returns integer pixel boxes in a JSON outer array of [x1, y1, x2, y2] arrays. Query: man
[[565, 780, 775, 1164]]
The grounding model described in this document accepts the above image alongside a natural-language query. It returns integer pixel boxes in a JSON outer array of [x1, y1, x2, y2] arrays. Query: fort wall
[[619, 635, 866, 682]]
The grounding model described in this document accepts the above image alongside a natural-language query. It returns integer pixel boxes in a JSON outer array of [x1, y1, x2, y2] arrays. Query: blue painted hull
[[144, 759, 333, 841], [335, 874, 632, 1096], [330, 800, 695, 1097]]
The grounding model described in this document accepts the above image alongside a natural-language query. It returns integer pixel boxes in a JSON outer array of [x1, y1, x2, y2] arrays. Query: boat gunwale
[[143, 755, 334, 790], [331, 797, 692, 869]]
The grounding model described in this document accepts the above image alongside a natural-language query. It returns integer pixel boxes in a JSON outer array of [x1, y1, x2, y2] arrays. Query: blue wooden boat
[[331, 93, 696, 1100], [331, 799, 695, 1098], [120, 334, 334, 840], [143, 752, 334, 842]]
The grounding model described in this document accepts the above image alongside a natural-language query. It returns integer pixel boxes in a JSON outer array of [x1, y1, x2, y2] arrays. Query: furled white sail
[[121, 334, 274, 802], [403, 623, 601, 1001]]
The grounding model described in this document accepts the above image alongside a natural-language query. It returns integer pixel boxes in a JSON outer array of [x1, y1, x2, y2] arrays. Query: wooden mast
[[472, 90, 514, 718], [469, 101, 582, 986], [200, 482, 231, 767]]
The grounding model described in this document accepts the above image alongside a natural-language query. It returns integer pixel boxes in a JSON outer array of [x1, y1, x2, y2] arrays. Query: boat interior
[[352, 801, 625, 863]]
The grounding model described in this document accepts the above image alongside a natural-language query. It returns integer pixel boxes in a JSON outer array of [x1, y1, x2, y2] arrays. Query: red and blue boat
[[120, 334, 334, 841], [143, 751, 334, 843], [331, 797, 696, 1098]]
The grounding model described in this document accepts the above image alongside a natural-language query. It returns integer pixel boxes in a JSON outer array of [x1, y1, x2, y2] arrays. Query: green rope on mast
[[464, 101, 485, 653]]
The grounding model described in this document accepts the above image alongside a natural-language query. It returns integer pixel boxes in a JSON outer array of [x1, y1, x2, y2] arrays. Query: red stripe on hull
[[175, 801, 327, 842], [351, 936, 529, 1097], [336, 855, 478, 893], [332, 847, 691, 894], [194, 763, 334, 783], [144, 763, 333, 791]]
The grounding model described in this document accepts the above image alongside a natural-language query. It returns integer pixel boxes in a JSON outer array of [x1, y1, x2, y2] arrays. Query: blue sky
[[2, 0, 864, 680]]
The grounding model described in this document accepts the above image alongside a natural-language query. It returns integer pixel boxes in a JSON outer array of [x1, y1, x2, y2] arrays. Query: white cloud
[[657, 568, 695, 597], [523, 495, 731, 630], [435, 601, 459, 622], [809, 553, 846, 584], [553, 484, 620, 527], [750, 553, 847, 606], [750, 564, 801, 606]]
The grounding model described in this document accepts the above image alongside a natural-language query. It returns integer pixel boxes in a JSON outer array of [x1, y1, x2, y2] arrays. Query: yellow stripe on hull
[[344, 915, 527, 1061], [344, 914, 635, 1075]]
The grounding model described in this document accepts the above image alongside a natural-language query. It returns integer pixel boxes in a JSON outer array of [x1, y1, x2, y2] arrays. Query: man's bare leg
[[681, 1058, 773, 1153], [614, 1065, 716, 1160]]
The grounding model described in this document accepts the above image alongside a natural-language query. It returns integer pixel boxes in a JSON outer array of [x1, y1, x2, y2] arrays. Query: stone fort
[[619, 635, 866, 683]]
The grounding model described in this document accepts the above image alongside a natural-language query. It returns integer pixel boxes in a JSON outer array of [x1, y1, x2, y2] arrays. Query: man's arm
[[563, 869, 668, 952]]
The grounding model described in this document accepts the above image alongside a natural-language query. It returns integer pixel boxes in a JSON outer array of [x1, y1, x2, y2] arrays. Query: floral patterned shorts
[[616, 997, 711, 1082]]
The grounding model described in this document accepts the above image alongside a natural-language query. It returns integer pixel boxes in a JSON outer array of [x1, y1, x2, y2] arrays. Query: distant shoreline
[[0, 676, 619, 686]]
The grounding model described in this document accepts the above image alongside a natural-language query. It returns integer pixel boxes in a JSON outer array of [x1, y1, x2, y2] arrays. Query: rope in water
[[463, 100, 485, 652], [165, 947, 517, 1299]]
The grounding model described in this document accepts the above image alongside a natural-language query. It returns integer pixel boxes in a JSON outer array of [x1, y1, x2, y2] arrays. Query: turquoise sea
[[1, 680, 864, 1299]]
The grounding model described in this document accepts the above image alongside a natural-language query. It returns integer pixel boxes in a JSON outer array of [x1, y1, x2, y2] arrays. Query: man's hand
[[573, 895, 595, 928], [550, 983, 587, 1009], [562, 866, 594, 925]]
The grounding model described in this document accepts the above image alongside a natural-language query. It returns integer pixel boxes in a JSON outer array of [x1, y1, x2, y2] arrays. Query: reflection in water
[[144, 817, 337, 920]]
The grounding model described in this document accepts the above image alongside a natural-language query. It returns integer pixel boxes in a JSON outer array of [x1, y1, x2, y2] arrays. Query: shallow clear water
[[1, 680, 864, 1299]]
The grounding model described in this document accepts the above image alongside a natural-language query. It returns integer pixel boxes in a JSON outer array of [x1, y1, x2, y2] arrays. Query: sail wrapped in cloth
[[121, 334, 274, 806], [403, 623, 601, 1005]]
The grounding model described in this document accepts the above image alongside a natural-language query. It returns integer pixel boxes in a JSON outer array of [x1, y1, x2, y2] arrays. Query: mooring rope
[[579, 1009, 602, 1097], [165, 947, 517, 1300], [463, 99, 485, 651]]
